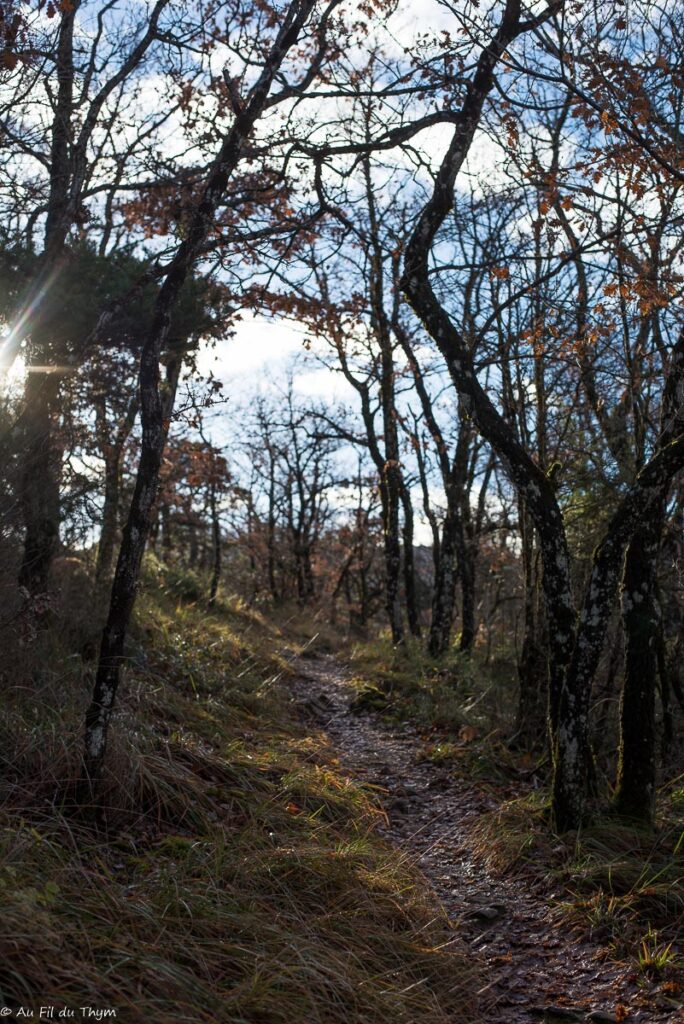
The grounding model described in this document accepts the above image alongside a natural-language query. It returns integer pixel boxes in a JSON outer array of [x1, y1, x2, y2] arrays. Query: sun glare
[[0, 349, 26, 396]]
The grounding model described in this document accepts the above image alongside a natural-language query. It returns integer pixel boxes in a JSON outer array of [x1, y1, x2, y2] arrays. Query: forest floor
[[290, 651, 684, 1024], [3, 570, 682, 1023], [0, 584, 480, 1024]]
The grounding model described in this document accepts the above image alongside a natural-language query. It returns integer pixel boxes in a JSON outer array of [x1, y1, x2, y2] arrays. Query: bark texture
[[613, 518, 662, 823]]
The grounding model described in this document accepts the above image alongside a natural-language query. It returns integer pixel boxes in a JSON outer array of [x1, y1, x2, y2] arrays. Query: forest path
[[289, 652, 678, 1024]]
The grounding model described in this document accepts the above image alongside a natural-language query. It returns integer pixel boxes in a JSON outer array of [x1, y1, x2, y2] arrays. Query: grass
[[469, 789, 684, 982], [0, 559, 478, 1022], [346, 635, 537, 787], [345, 633, 684, 985], [348, 637, 484, 725]]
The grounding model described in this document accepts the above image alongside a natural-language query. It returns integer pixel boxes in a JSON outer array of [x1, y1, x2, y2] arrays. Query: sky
[[0, 0, 519, 549], [195, 315, 360, 418], [194, 315, 450, 546]]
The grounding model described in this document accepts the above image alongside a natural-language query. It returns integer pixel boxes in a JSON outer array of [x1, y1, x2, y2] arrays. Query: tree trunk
[[96, 453, 120, 584], [18, 4, 77, 602], [294, 542, 315, 604], [656, 618, 674, 759], [515, 509, 547, 747], [267, 453, 278, 601], [96, 396, 139, 584], [208, 481, 222, 606], [83, 358, 181, 788], [379, 474, 404, 644], [360, 154, 406, 645], [551, 438, 684, 831], [18, 368, 62, 604], [428, 502, 459, 657], [82, 0, 319, 789], [400, 483, 421, 637], [402, 27, 684, 827], [613, 511, 664, 824], [459, 528, 476, 652]]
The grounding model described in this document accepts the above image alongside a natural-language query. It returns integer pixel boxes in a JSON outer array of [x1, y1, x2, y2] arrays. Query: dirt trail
[[290, 652, 681, 1024]]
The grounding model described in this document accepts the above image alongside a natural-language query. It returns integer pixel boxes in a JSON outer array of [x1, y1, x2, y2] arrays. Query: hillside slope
[[0, 563, 477, 1023]]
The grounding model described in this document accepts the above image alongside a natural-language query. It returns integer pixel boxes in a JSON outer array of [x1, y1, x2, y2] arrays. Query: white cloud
[[197, 314, 309, 383], [197, 314, 361, 406]]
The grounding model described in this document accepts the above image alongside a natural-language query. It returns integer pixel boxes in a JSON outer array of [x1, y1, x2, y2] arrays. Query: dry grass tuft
[[0, 561, 478, 1022], [470, 791, 684, 973]]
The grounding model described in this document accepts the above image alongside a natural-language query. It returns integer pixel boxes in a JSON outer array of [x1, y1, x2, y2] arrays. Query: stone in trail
[[465, 903, 506, 922], [290, 652, 681, 1024]]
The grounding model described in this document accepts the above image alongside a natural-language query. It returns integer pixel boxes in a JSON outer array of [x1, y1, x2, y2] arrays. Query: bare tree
[[82, 0, 345, 788]]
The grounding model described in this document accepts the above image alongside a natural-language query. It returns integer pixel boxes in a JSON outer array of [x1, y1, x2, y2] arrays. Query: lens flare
[[0, 260, 66, 377]]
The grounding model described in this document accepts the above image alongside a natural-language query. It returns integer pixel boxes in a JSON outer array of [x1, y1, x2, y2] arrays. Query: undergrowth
[[347, 634, 684, 988], [0, 559, 478, 1023], [469, 790, 684, 988], [347, 636, 533, 787]]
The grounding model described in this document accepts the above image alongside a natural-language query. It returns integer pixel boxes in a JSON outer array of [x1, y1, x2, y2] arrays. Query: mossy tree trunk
[[401, 0, 684, 831], [614, 512, 664, 824]]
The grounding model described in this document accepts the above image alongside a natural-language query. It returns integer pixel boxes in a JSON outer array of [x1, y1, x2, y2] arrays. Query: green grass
[[0, 560, 478, 1023], [346, 634, 684, 981], [469, 790, 684, 978], [346, 636, 532, 785], [348, 637, 488, 725]]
